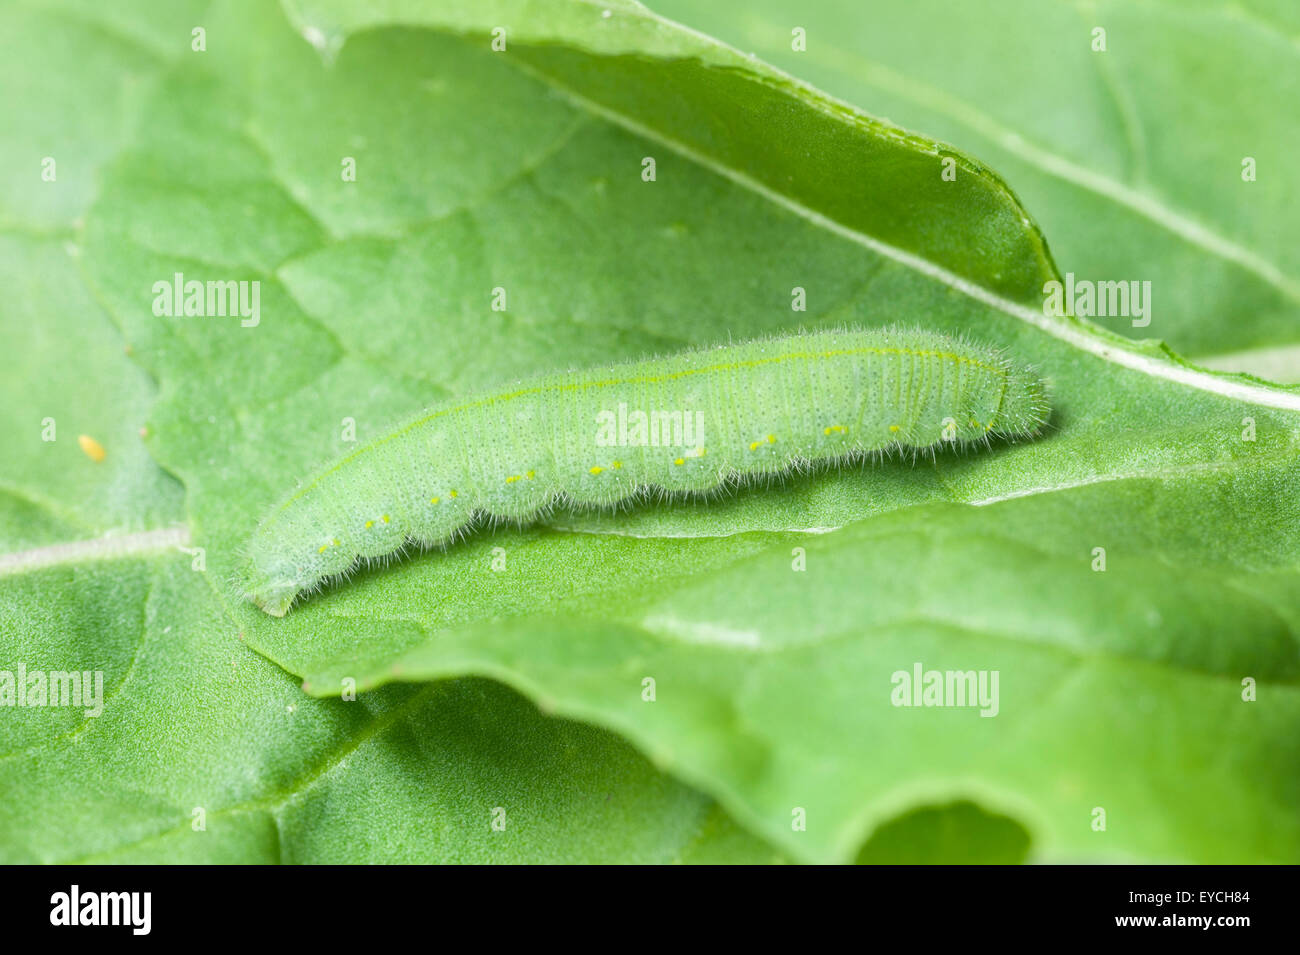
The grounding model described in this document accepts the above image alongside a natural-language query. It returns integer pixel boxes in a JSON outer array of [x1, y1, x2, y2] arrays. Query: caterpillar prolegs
[[240, 328, 1049, 615]]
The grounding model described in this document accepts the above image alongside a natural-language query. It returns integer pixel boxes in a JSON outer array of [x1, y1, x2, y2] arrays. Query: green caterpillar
[[240, 327, 1049, 615]]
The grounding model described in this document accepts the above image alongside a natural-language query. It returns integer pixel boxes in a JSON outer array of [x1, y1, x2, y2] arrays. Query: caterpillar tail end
[[996, 366, 1052, 438]]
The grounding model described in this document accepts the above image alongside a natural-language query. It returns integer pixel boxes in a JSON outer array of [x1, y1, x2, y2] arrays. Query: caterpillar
[[240, 327, 1049, 615]]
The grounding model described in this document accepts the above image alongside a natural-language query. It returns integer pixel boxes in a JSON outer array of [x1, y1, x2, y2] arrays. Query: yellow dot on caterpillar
[[673, 457, 685, 466], [889, 425, 900, 433], [78, 434, 106, 462], [318, 544, 328, 553], [749, 440, 761, 451], [365, 520, 374, 528], [450, 490, 458, 498], [430, 497, 440, 504], [382, 515, 390, 523], [506, 475, 520, 484], [589, 465, 604, 475], [824, 425, 847, 435], [767, 435, 776, 443], [526, 470, 535, 478], [612, 461, 622, 469]]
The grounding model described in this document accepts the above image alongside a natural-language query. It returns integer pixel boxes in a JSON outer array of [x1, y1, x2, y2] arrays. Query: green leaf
[[0, 0, 779, 865], [271, 481, 1300, 863], [8, 0, 1298, 865], [0, 562, 782, 863], [648, 0, 1300, 378], [277, 0, 1056, 303], [855, 801, 1032, 865]]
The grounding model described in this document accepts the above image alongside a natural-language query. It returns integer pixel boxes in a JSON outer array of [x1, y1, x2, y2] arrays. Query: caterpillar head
[[240, 562, 302, 617], [238, 531, 312, 616]]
